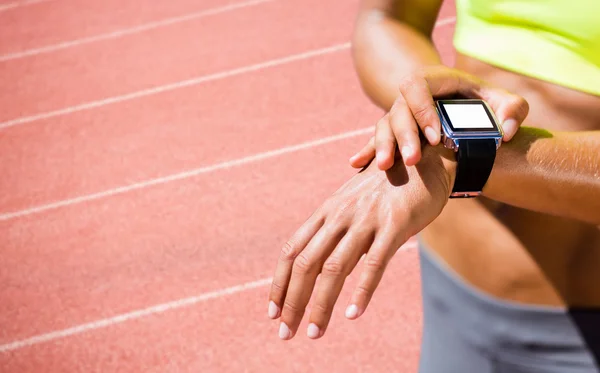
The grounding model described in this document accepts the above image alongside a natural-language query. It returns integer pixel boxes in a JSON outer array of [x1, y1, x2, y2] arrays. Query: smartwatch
[[435, 99, 504, 198]]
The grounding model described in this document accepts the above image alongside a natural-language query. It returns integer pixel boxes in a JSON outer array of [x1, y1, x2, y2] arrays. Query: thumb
[[482, 90, 529, 141]]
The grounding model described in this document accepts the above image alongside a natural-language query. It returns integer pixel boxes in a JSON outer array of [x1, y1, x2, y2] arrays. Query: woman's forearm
[[352, 3, 442, 111], [483, 128, 600, 224]]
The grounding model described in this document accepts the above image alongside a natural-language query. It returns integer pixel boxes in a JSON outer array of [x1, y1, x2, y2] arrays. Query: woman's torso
[[421, 0, 600, 308], [453, 0, 600, 96], [421, 53, 600, 307]]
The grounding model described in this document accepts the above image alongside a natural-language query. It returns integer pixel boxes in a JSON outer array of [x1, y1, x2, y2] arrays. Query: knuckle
[[398, 121, 420, 136], [375, 119, 391, 137], [355, 283, 374, 299], [292, 252, 315, 274], [375, 114, 389, 128], [270, 280, 286, 294], [380, 205, 402, 226], [321, 194, 337, 208], [322, 191, 347, 209], [514, 95, 530, 118], [364, 256, 387, 272], [398, 76, 417, 93], [280, 241, 299, 261], [413, 66, 429, 80], [356, 209, 380, 231], [389, 98, 405, 116], [411, 104, 436, 126], [399, 70, 428, 92], [311, 302, 330, 315], [374, 130, 394, 146], [377, 139, 396, 151], [388, 105, 407, 127], [326, 199, 354, 222], [283, 299, 304, 314], [322, 257, 346, 276]]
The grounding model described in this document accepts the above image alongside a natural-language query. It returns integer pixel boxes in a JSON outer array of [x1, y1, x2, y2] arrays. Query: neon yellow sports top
[[454, 0, 600, 96]]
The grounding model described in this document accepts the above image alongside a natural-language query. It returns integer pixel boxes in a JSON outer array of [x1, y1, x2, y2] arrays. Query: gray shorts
[[418, 241, 600, 373]]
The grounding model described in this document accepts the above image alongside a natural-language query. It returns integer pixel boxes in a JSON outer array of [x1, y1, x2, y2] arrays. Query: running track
[[0, 0, 457, 371]]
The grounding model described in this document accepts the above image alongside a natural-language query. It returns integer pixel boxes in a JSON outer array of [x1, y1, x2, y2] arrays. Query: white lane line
[[0, 243, 420, 353], [0, 43, 352, 130], [0, 16, 456, 130], [0, 0, 275, 62], [0, 277, 273, 353], [0, 127, 373, 222], [0, 0, 50, 13]]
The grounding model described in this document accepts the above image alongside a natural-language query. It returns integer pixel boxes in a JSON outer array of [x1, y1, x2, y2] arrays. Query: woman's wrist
[[420, 143, 458, 197]]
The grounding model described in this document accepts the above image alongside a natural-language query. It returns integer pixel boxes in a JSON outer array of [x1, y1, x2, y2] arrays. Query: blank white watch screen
[[444, 103, 494, 129]]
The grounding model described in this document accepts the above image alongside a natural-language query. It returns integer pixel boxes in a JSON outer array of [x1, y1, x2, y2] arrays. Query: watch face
[[437, 100, 499, 133]]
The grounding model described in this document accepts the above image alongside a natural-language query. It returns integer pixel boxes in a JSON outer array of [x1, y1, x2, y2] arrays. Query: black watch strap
[[450, 139, 497, 198]]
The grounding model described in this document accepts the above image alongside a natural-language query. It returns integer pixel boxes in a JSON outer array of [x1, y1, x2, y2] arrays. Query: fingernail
[[307, 323, 321, 339], [424, 126, 439, 144], [345, 304, 359, 319], [401, 145, 413, 160], [278, 322, 292, 340], [268, 301, 280, 319]]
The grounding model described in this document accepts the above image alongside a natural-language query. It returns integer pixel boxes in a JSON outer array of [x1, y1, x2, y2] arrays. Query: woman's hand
[[267, 145, 457, 340], [349, 65, 529, 170]]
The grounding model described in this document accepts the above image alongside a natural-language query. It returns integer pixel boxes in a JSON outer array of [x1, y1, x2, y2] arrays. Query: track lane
[[0, 0, 261, 55], [0, 17, 456, 215], [0, 248, 423, 373], [0, 52, 375, 213], [0, 133, 379, 343], [0, 0, 359, 123]]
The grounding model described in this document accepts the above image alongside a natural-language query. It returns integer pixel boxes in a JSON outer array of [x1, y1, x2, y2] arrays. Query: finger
[[345, 231, 400, 320], [279, 223, 346, 340], [349, 137, 376, 168], [389, 98, 422, 166], [421, 66, 529, 141], [374, 114, 396, 170], [398, 73, 441, 146], [482, 91, 529, 141], [307, 228, 374, 339], [422, 65, 485, 98], [269, 213, 324, 320]]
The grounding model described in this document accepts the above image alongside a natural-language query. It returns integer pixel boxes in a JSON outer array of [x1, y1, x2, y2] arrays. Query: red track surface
[[0, 0, 456, 371]]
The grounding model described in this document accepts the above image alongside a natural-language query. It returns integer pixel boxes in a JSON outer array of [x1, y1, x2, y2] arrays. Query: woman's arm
[[352, 0, 444, 110], [428, 127, 600, 224], [355, 54, 598, 223], [484, 128, 600, 224], [351, 4, 529, 169]]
